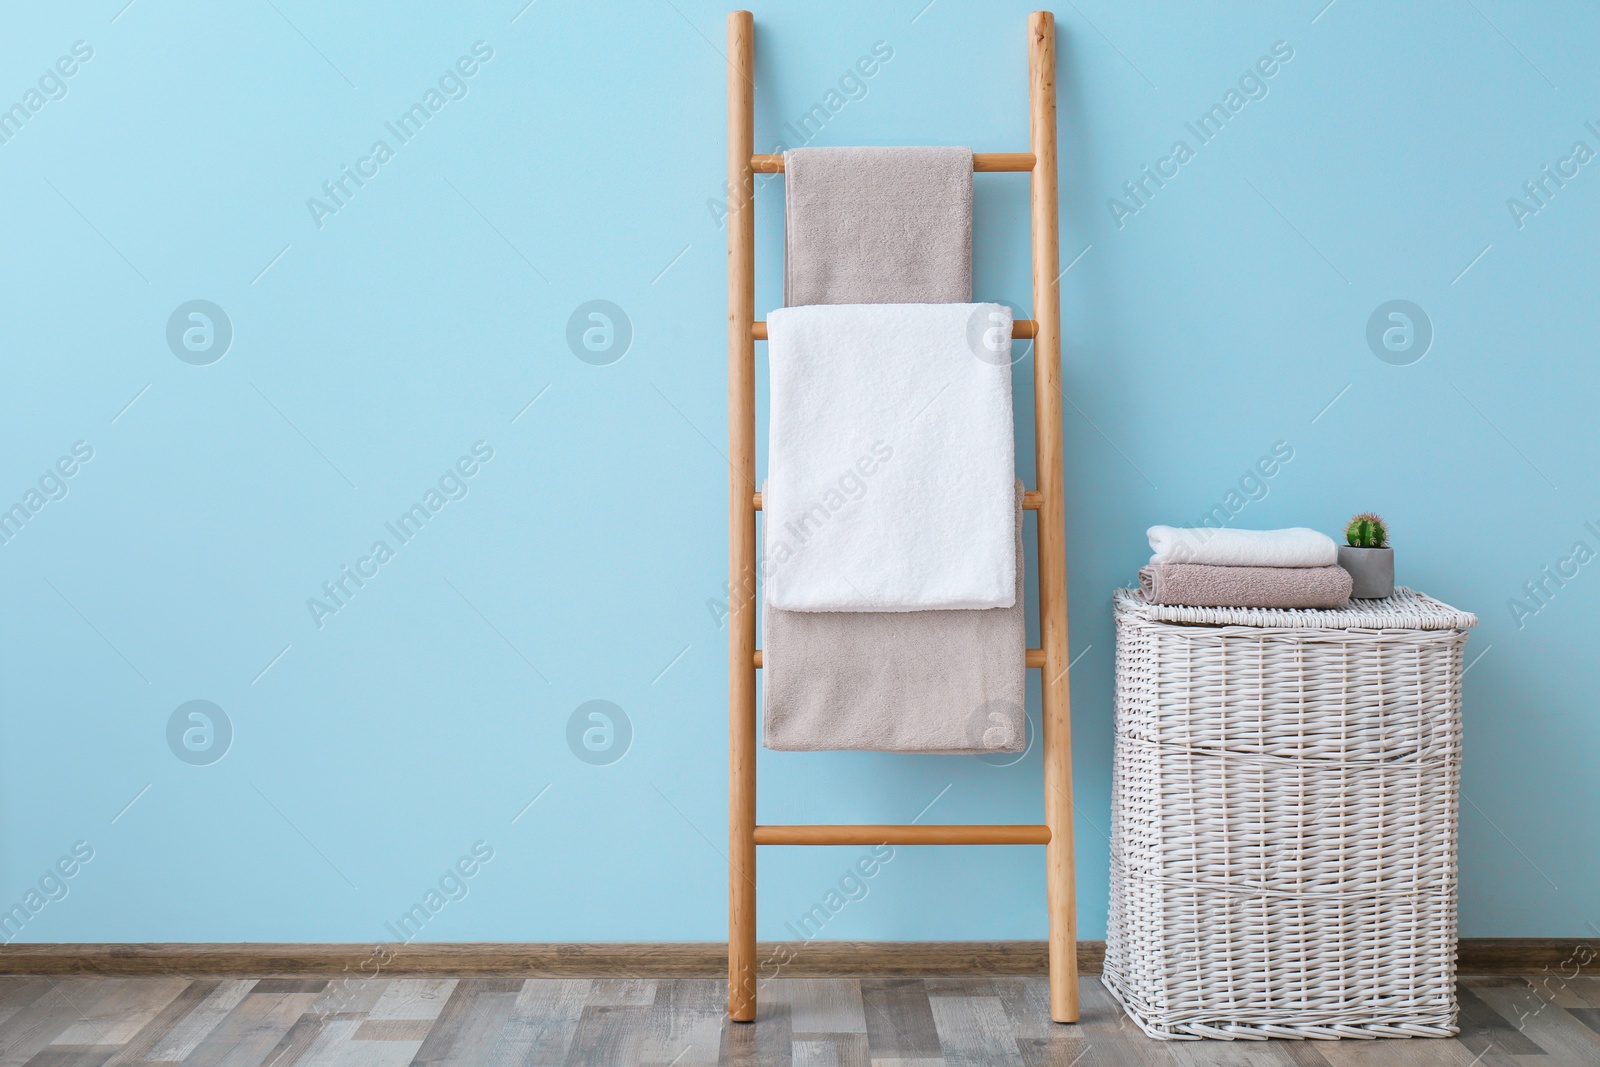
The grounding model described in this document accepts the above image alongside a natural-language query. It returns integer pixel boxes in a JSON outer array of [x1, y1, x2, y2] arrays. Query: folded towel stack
[[1140, 525, 1352, 609]]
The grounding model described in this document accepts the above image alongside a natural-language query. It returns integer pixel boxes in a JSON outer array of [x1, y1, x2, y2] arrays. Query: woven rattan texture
[[1104, 587, 1475, 1040]]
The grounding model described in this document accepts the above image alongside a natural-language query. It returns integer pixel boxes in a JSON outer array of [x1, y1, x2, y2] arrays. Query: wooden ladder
[[725, 9, 1079, 1025]]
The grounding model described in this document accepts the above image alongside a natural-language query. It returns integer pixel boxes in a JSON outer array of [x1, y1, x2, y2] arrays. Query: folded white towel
[[1147, 525, 1337, 568], [765, 303, 1016, 612]]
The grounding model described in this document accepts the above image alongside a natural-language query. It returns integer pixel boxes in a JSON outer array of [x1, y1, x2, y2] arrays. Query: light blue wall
[[1, 0, 1595, 945]]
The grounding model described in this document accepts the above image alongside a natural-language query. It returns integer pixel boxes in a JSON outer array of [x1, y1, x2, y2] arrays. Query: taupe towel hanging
[[783, 146, 972, 305]]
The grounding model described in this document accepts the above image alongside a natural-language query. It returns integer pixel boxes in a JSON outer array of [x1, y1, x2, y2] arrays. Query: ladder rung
[[752, 152, 1035, 174], [755, 824, 1051, 845], [751, 319, 1035, 341], [753, 490, 1043, 511], [754, 649, 1044, 669]]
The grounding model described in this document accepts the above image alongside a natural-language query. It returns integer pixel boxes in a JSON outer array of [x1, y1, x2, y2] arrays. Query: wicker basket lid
[[1113, 585, 1477, 631]]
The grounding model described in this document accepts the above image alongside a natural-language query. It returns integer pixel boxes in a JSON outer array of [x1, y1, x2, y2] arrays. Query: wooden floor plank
[[860, 979, 941, 1060], [991, 976, 1055, 1043], [249, 979, 329, 995], [0, 980, 53, 1030], [1276, 1042, 1336, 1067], [1310, 1034, 1496, 1066], [929, 992, 1028, 1067], [1016, 1031, 1101, 1067], [788, 1036, 837, 1067], [336, 1045, 424, 1067], [482, 979, 591, 1066], [140, 979, 253, 1062], [1469, 978, 1600, 1067], [1511, 973, 1596, 1012], [562, 1005, 652, 1067], [274, 1016, 360, 1067], [409, 979, 522, 1067], [1568, 1006, 1600, 1034], [1557, 975, 1600, 1009], [1168, 1038, 1301, 1067], [304, 1023, 420, 1067], [18, 1047, 118, 1067], [636, 978, 724, 1066], [765, 979, 866, 1035], [0, 980, 108, 1067], [789, 1032, 867, 1067], [1453, 984, 1545, 1055], [101, 979, 215, 1067], [364, 979, 456, 1022], [586, 979, 658, 1007], [924, 978, 1001, 998], [50, 978, 188, 1047], [715, 1001, 791, 1066], [248, 1013, 328, 1067], [350, 1019, 431, 1041], [1073, 977, 1178, 1067], [304, 976, 388, 1019], [176, 989, 323, 1067]]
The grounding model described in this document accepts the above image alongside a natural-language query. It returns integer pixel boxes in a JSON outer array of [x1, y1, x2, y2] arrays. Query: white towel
[[765, 303, 1016, 612], [1147, 525, 1338, 568]]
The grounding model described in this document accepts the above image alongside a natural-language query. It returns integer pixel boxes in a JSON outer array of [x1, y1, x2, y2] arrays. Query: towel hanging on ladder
[[763, 301, 1016, 613], [783, 145, 973, 305], [763, 480, 1028, 753]]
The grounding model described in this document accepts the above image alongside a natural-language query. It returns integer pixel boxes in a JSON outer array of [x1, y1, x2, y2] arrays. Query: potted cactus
[[1338, 512, 1394, 598]]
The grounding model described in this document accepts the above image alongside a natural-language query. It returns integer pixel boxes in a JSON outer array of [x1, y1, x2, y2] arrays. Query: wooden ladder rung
[[751, 319, 1035, 341], [752, 151, 1036, 173], [753, 490, 1043, 511], [755, 824, 1051, 845], [754, 649, 1044, 669]]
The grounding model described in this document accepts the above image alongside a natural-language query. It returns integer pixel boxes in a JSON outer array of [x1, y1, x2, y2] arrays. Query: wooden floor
[[1, 973, 1597, 1065]]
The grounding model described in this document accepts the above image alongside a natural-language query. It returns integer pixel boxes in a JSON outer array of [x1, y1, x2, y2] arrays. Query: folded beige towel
[[783, 146, 972, 306], [1139, 563, 1352, 610], [763, 483, 1025, 753]]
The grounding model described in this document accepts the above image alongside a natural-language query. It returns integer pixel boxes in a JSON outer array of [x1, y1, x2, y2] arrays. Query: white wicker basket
[[1104, 587, 1477, 1041]]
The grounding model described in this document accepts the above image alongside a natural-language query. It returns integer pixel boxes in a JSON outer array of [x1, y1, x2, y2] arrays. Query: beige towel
[[783, 146, 972, 306], [763, 483, 1026, 753], [1139, 563, 1352, 610]]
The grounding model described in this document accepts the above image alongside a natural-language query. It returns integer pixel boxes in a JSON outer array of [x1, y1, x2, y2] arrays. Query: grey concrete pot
[[1338, 546, 1394, 599]]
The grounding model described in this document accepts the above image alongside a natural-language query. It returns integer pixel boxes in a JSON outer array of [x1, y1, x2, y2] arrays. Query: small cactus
[[1345, 512, 1388, 548]]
